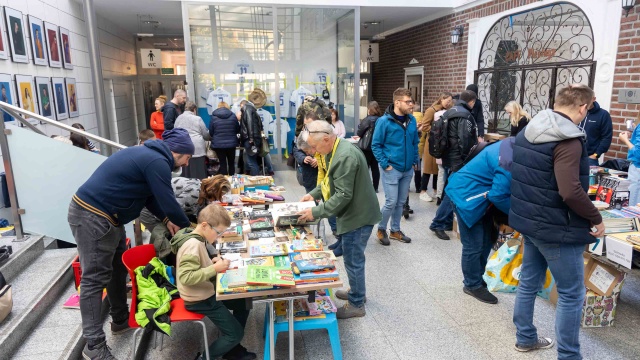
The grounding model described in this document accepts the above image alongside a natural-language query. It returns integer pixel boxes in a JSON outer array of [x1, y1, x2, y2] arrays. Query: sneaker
[[332, 246, 343, 258], [377, 229, 390, 246], [223, 344, 257, 360], [515, 337, 555, 352], [328, 239, 342, 250], [463, 286, 498, 304], [432, 229, 450, 240], [390, 231, 411, 243], [111, 319, 131, 335], [336, 303, 366, 319], [83, 341, 116, 360], [419, 192, 433, 202], [335, 289, 366, 303]]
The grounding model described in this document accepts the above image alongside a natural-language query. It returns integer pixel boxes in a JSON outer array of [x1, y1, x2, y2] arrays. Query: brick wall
[[372, 0, 540, 109], [606, 6, 640, 160]]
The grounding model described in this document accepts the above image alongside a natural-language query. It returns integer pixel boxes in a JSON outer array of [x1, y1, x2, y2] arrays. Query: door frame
[[404, 66, 424, 112]]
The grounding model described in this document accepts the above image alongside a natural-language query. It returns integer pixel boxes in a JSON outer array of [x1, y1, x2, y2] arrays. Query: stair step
[[0, 234, 45, 282], [0, 247, 77, 358]]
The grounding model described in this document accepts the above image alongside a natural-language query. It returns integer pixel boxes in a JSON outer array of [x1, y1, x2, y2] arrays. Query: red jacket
[[150, 111, 164, 139]]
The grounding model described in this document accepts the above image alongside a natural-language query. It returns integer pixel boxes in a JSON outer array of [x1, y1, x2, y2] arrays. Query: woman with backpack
[[419, 92, 453, 202], [357, 101, 383, 192]]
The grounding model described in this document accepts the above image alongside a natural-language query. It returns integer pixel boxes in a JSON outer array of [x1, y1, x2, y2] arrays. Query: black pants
[[420, 173, 438, 191], [363, 150, 380, 191], [214, 148, 236, 175]]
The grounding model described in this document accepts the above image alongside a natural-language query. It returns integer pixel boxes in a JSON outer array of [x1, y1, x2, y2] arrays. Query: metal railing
[[0, 101, 129, 241]]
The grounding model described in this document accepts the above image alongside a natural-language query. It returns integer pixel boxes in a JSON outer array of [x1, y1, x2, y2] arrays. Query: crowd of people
[[67, 82, 630, 360]]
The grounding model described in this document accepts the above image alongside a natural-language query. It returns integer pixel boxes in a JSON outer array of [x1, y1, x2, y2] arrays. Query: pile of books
[[289, 251, 339, 285], [599, 209, 639, 234], [274, 289, 337, 322]]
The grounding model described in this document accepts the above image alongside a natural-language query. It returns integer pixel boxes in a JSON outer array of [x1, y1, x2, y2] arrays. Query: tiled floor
[[138, 169, 640, 360]]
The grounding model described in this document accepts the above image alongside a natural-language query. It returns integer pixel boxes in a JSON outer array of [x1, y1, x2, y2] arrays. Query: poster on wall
[[0, 73, 16, 121], [15, 74, 39, 123], [4, 7, 28, 63], [44, 22, 61, 68], [35, 76, 54, 120], [65, 77, 78, 117], [51, 77, 68, 120], [0, 9, 9, 60], [59, 27, 72, 69], [28, 15, 47, 66]]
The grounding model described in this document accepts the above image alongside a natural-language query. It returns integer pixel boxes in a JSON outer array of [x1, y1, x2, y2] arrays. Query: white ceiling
[[88, 0, 450, 40]]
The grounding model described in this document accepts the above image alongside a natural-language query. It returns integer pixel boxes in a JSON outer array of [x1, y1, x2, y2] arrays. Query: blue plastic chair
[[263, 307, 342, 360]]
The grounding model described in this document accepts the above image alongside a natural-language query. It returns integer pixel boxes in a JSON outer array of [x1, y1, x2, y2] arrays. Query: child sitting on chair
[[170, 204, 256, 360]]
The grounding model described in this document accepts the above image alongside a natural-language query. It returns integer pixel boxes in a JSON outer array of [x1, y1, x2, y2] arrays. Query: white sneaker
[[419, 192, 433, 202]]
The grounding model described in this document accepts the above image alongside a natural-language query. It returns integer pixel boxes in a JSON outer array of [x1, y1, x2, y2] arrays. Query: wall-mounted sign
[[360, 43, 379, 63], [619, 89, 640, 104], [141, 48, 161, 68], [161, 68, 174, 75]]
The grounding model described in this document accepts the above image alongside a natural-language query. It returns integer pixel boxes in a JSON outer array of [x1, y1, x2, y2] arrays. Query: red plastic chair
[[122, 244, 210, 360]]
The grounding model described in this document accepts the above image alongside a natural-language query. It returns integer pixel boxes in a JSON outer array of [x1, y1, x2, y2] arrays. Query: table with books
[[215, 202, 344, 360]]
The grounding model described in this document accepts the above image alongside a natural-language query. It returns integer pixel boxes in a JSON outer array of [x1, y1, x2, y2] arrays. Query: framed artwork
[[0, 9, 9, 60], [59, 27, 72, 69], [35, 77, 54, 120], [4, 7, 27, 63], [51, 77, 68, 120], [65, 77, 78, 117], [0, 73, 16, 121], [44, 22, 61, 68], [28, 15, 47, 66], [15, 74, 39, 121]]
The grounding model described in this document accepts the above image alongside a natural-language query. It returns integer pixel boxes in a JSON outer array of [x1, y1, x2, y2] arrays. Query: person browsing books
[[170, 204, 257, 360], [296, 120, 381, 319]]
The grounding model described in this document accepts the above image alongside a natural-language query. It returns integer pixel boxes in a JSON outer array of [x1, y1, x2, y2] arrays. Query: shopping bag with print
[[483, 238, 522, 293]]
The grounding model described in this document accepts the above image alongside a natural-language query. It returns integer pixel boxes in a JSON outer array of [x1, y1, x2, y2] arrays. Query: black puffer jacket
[[357, 115, 379, 138], [442, 100, 478, 172], [209, 107, 240, 149], [239, 102, 263, 145]]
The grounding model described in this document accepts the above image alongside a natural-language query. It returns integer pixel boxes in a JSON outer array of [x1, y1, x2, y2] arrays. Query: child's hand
[[213, 259, 230, 272], [212, 256, 222, 263]]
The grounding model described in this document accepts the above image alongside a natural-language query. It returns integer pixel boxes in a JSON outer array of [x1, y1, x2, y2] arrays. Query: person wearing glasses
[[370, 88, 420, 246], [170, 204, 257, 360], [297, 120, 381, 319]]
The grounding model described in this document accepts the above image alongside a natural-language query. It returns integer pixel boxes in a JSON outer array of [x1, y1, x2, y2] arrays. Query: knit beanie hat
[[466, 84, 479, 95], [162, 128, 195, 155]]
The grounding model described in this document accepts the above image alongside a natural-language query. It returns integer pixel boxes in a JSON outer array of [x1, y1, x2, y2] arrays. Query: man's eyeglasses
[[397, 100, 415, 105], [208, 223, 224, 237], [303, 124, 331, 135]]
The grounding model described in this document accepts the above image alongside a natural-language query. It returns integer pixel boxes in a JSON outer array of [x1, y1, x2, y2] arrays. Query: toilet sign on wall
[[141, 49, 161, 68], [360, 43, 379, 63]]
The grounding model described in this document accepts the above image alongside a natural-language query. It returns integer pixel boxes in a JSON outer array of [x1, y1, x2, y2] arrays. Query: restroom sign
[[360, 43, 379, 63], [141, 49, 161, 68]]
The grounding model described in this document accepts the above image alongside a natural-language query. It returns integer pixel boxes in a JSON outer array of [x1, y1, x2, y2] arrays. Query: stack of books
[[599, 209, 639, 234], [274, 289, 337, 322], [216, 268, 274, 294], [289, 251, 339, 284]]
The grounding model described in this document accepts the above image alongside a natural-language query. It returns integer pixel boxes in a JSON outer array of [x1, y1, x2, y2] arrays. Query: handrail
[[0, 101, 126, 150]]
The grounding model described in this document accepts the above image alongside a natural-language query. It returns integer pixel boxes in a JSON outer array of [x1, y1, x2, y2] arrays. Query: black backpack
[[428, 106, 474, 159], [358, 118, 377, 152]]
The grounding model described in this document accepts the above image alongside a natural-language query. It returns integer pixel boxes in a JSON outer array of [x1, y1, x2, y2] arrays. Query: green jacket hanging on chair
[[134, 257, 179, 335]]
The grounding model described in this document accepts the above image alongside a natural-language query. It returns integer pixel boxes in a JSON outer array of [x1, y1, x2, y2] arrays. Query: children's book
[[298, 268, 339, 280], [249, 217, 274, 231], [307, 296, 337, 315], [220, 268, 248, 288], [221, 221, 243, 241], [289, 251, 336, 262], [250, 243, 290, 257], [242, 256, 275, 267], [271, 202, 319, 226], [246, 265, 295, 287], [224, 206, 245, 220], [216, 272, 273, 294], [247, 230, 275, 240], [273, 255, 291, 268], [249, 209, 272, 219], [294, 258, 335, 273], [221, 239, 247, 253], [292, 238, 323, 252]]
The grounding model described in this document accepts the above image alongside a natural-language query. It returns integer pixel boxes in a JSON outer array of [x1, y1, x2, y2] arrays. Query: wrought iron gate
[[474, 2, 595, 134]]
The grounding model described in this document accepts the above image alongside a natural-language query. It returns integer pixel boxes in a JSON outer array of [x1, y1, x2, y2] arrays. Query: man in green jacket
[[297, 120, 381, 319]]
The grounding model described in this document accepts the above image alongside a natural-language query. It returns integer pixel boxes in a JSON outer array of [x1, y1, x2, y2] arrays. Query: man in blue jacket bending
[[371, 88, 419, 246], [68, 128, 194, 360], [446, 138, 514, 305]]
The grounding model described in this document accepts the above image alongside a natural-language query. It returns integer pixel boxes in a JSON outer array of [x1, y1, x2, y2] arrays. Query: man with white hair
[[163, 89, 187, 130], [297, 120, 381, 319]]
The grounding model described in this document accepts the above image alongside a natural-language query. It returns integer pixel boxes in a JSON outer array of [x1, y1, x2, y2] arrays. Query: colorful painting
[[28, 16, 47, 66], [0, 73, 16, 121], [15, 74, 39, 120], [35, 77, 53, 119], [59, 27, 72, 69], [51, 77, 67, 120], [44, 22, 61, 68], [66, 77, 78, 117], [4, 7, 27, 63]]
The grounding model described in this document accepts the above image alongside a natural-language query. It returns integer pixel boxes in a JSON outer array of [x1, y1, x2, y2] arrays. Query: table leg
[[268, 301, 275, 360], [288, 298, 294, 360]]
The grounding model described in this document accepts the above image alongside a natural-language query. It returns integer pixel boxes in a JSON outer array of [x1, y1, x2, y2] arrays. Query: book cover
[[298, 268, 339, 280], [249, 209, 272, 219], [295, 258, 335, 273], [292, 238, 323, 252], [219, 268, 248, 288], [224, 206, 245, 220], [216, 272, 273, 294], [221, 239, 247, 253], [242, 256, 275, 267], [273, 255, 291, 268], [289, 251, 337, 262], [249, 217, 274, 231], [272, 202, 319, 226], [307, 296, 337, 316], [246, 265, 295, 287], [247, 230, 275, 240], [221, 221, 243, 241], [250, 243, 289, 257]]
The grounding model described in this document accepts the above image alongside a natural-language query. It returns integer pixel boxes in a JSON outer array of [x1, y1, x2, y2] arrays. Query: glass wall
[[186, 4, 357, 161]]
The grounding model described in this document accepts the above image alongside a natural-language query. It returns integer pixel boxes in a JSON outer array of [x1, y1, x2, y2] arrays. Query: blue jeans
[[430, 167, 453, 230], [513, 236, 585, 360], [243, 140, 260, 175], [340, 224, 373, 307], [454, 209, 493, 290], [629, 164, 640, 208], [378, 167, 413, 232]]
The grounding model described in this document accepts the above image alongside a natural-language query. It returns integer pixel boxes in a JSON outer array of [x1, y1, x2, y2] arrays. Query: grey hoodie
[[524, 109, 585, 145]]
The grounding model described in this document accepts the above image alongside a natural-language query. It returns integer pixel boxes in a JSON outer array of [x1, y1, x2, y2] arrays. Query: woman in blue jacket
[[619, 125, 640, 206], [445, 138, 514, 305], [209, 102, 240, 175]]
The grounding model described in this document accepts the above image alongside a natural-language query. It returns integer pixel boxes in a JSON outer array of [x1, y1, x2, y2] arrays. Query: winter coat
[[420, 104, 443, 174], [470, 99, 485, 137], [371, 104, 419, 173], [134, 257, 179, 335], [292, 143, 318, 190], [442, 100, 478, 172], [239, 102, 263, 145], [446, 138, 514, 228], [209, 107, 240, 149], [510, 110, 593, 245], [174, 111, 211, 157], [150, 111, 164, 139], [357, 115, 378, 138], [162, 102, 182, 131], [581, 101, 613, 158]]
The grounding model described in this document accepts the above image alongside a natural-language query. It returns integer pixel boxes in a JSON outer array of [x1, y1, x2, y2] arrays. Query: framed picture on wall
[[59, 27, 72, 69], [0, 9, 9, 60], [15, 74, 39, 120], [44, 22, 61, 68], [0, 73, 16, 121], [28, 15, 47, 66], [51, 77, 68, 120], [65, 77, 78, 117], [4, 7, 28, 63], [35, 77, 54, 120]]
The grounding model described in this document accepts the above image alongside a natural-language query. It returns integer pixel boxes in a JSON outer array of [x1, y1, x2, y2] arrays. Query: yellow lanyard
[[321, 138, 340, 200]]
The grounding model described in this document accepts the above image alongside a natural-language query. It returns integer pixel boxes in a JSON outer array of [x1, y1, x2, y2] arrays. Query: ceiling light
[[137, 33, 154, 37], [153, 43, 168, 46]]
